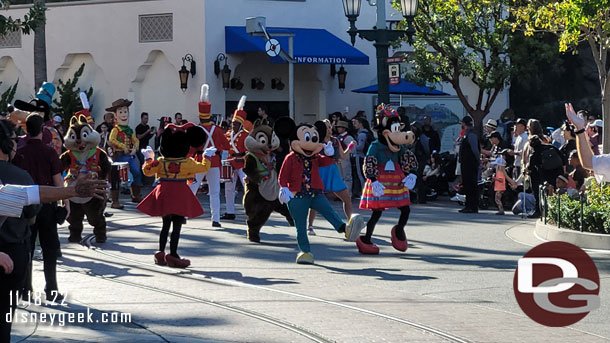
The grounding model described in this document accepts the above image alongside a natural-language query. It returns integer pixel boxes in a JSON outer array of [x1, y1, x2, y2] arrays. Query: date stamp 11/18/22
[[10, 290, 67, 307]]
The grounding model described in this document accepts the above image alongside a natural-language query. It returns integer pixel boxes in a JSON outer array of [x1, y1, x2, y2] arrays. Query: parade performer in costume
[[12, 82, 63, 154], [137, 123, 215, 268], [107, 98, 143, 207], [242, 119, 293, 242], [60, 114, 111, 243], [189, 84, 230, 227], [357, 104, 417, 254], [221, 95, 249, 220], [308, 119, 359, 235], [276, 117, 364, 264]]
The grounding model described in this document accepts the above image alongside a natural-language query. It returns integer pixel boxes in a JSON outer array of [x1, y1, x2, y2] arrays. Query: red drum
[[220, 160, 234, 182], [112, 162, 129, 184]]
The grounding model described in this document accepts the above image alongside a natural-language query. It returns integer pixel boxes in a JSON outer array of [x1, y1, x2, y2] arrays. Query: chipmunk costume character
[[276, 118, 364, 264], [60, 114, 111, 243], [242, 118, 293, 242], [137, 123, 215, 268], [357, 104, 417, 255]]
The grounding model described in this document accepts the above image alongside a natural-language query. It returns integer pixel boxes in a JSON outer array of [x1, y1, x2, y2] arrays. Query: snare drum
[[220, 160, 234, 183], [111, 162, 129, 189]]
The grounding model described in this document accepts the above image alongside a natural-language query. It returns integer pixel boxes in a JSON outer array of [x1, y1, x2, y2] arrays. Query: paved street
[[10, 190, 610, 342]]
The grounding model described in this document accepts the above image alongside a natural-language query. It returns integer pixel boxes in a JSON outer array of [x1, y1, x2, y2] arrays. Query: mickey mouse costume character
[[12, 82, 63, 155], [242, 118, 293, 242], [60, 113, 111, 243], [188, 84, 230, 227], [222, 95, 250, 221], [276, 117, 364, 264], [357, 104, 417, 254], [137, 123, 215, 268]]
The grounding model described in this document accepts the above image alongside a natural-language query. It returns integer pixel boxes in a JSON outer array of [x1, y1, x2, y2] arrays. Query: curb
[[535, 220, 610, 250]]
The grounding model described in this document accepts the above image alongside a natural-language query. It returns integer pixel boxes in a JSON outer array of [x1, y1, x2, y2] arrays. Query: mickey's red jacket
[[278, 151, 334, 193]]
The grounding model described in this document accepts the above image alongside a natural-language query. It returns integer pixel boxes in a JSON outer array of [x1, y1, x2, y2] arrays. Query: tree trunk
[[33, 0, 47, 99], [467, 109, 488, 137], [602, 89, 609, 154]]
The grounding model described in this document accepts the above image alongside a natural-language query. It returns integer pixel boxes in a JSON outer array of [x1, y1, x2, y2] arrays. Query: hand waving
[[565, 103, 586, 130]]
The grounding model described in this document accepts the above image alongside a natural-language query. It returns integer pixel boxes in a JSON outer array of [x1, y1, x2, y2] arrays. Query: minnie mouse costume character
[[276, 118, 364, 264], [137, 123, 215, 268], [357, 104, 417, 254]]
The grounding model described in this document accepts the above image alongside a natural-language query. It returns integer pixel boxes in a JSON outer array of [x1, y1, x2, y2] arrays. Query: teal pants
[[287, 194, 345, 253]]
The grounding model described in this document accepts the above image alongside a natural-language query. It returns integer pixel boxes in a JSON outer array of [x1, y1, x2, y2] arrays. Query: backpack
[[540, 145, 563, 171], [362, 129, 375, 154], [496, 119, 514, 143]]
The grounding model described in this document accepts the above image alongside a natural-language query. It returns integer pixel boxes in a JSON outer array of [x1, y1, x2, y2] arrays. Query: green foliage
[[392, 0, 514, 128], [52, 63, 93, 123], [0, 79, 18, 113], [547, 180, 610, 234], [0, 1, 45, 35]]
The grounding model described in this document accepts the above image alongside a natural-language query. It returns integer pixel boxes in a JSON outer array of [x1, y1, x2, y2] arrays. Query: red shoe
[[356, 237, 379, 255], [391, 226, 408, 252], [154, 251, 167, 266], [165, 254, 191, 268]]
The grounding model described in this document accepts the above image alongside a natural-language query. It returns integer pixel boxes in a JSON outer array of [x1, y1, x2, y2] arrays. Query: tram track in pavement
[[56, 233, 473, 343]]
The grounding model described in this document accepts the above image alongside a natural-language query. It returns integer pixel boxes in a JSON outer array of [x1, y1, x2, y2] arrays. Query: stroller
[[437, 152, 457, 196]]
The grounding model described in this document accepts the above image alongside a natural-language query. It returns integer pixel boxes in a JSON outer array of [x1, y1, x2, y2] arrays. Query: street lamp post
[[342, 0, 418, 105]]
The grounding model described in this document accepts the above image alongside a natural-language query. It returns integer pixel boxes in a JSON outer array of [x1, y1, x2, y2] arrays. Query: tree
[[512, 0, 610, 153], [392, 0, 513, 133], [0, 79, 18, 112], [0, 1, 45, 36], [52, 63, 93, 123], [33, 0, 46, 89]]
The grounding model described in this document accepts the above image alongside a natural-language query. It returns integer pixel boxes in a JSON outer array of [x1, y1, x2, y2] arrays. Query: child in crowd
[[491, 157, 517, 215]]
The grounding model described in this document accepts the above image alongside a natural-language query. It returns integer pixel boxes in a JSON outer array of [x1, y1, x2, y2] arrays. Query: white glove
[[204, 147, 217, 158], [141, 146, 155, 160], [403, 174, 417, 190], [371, 181, 386, 197], [323, 141, 334, 156], [278, 187, 294, 204]]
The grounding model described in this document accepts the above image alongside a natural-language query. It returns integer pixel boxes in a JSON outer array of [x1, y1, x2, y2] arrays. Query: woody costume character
[[108, 98, 143, 207], [137, 123, 215, 268], [188, 84, 230, 227], [222, 96, 250, 220]]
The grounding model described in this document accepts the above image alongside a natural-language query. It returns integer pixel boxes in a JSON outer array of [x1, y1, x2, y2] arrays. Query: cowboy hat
[[105, 98, 133, 112]]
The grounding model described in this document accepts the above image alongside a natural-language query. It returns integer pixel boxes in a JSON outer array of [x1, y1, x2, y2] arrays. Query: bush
[[547, 180, 610, 234]]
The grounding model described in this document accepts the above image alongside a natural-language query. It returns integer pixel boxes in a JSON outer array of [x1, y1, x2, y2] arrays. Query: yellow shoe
[[296, 252, 314, 264], [345, 214, 364, 242]]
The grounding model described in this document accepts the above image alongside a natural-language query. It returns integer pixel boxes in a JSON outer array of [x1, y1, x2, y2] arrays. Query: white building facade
[[0, 0, 508, 129]]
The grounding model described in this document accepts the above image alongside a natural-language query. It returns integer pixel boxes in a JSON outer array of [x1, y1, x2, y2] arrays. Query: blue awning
[[352, 79, 449, 96], [225, 26, 369, 65]]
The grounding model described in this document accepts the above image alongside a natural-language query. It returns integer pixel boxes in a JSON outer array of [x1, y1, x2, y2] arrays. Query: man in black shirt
[[95, 112, 115, 133], [459, 116, 481, 213], [0, 119, 40, 343], [422, 116, 441, 153], [135, 112, 155, 166]]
